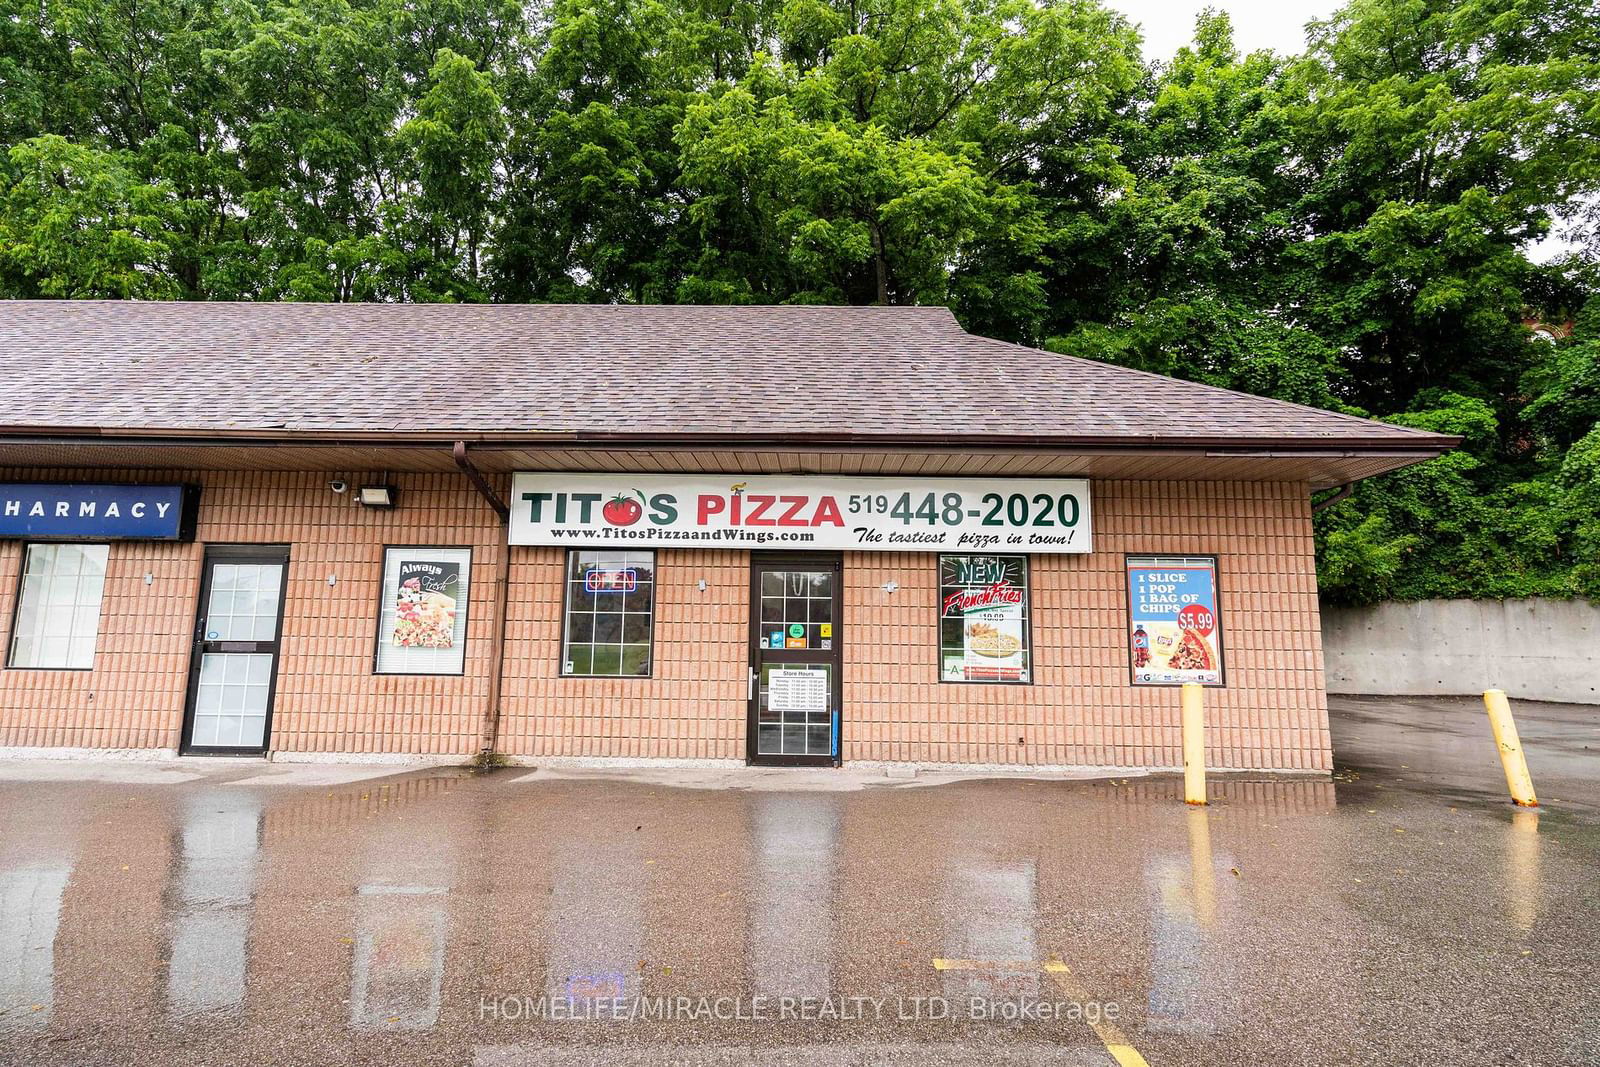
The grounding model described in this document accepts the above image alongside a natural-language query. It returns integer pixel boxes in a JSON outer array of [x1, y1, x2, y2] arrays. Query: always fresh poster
[[1126, 557, 1223, 685], [392, 559, 460, 649]]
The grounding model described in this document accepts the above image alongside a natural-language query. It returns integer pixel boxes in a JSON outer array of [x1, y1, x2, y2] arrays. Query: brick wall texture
[[0, 470, 1329, 771]]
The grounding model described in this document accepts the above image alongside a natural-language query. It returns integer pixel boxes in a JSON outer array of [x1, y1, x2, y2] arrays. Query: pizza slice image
[[1166, 628, 1214, 672]]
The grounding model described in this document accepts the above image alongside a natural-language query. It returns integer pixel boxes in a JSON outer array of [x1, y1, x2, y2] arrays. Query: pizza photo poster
[[375, 547, 472, 674], [1126, 555, 1223, 685], [393, 559, 461, 649], [939, 555, 1030, 683]]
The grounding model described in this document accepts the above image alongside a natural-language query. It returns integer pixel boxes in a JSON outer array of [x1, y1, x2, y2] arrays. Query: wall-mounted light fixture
[[882, 580, 899, 593], [357, 484, 397, 509]]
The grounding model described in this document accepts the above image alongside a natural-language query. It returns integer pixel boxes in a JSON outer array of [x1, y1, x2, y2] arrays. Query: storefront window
[[374, 547, 471, 674], [562, 550, 655, 677], [9, 543, 109, 669], [938, 554, 1031, 683]]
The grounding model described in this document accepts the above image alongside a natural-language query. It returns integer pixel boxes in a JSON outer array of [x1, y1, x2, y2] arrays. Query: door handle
[[749, 668, 757, 701]]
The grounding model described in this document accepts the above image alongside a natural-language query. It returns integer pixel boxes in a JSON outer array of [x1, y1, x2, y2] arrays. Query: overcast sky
[[1109, 0, 1333, 59]]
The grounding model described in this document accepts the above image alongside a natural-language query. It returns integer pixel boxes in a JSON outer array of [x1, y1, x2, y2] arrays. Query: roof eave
[[0, 426, 1463, 456]]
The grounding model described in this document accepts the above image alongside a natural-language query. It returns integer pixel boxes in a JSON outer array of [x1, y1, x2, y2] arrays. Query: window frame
[[6, 541, 111, 671], [935, 553, 1035, 686], [558, 549, 658, 679], [370, 544, 474, 677]]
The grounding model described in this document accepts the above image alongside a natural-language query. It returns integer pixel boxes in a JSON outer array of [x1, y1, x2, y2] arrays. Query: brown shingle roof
[[0, 300, 1455, 452]]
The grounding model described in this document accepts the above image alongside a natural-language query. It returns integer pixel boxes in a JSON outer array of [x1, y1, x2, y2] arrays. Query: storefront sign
[[1126, 555, 1224, 685], [940, 555, 1030, 683], [768, 668, 829, 713], [510, 474, 1091, 553], [0, 483, 198, 541]]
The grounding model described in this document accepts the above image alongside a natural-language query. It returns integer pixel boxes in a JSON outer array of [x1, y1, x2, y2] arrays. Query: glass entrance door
[[182, 546, 289, 755], [748, 554, 842, 766]]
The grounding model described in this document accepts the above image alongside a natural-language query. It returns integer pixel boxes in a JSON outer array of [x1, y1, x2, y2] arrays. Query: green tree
[[1045, 11, 1345, 407], [675, 57, 1045, 308], [0, 136, 183, 298], [491, 0, 700, 303], [671, 0, 1137, 326], [1286, 0, 1600, 413], [396, 48, 507, 297], [1293, 0, 1600, 603]]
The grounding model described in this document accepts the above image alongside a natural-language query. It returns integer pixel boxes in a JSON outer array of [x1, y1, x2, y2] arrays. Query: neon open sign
[[584, 567, 638, 593]]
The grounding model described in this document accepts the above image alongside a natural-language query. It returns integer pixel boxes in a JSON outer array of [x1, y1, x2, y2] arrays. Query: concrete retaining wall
[[1322, 598, 1600, 704]]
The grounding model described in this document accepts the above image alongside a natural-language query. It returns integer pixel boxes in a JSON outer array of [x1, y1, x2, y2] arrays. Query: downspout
[[1311, 484, 1354, 513], [454, 442, 512, 761], [453, 441, 510, 521]]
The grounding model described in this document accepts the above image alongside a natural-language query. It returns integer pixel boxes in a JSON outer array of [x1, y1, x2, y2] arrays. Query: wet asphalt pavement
[[1, 695, 1598, 1066]]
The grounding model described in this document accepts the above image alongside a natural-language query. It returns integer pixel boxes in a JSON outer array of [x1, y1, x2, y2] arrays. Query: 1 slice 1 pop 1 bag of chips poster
[[1126, 559, 1221, 684]]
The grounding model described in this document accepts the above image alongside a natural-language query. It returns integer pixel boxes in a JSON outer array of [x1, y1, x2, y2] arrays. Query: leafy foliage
[[1, 0, 1596, 601]]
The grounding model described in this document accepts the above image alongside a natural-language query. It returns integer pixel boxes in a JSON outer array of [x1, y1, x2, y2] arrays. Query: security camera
[[329, 480, 348, 494]]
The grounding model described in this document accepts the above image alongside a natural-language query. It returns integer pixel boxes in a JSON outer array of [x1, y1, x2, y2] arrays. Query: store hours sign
[[509, 474, 1092, 553]]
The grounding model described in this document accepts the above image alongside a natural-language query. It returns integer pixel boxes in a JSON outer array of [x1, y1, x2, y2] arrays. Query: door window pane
[[205, 564, 283, 642], [758, 570, 834, 649], [9, 544, 109, 669], [562, 550, 654, 677], [757, 662, 833, 756], [375, 548, 471, 674], [190, 652, 273, 748]]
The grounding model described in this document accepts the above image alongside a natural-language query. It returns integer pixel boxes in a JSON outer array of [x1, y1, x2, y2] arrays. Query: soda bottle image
[[1132, 625, 1150, 668]]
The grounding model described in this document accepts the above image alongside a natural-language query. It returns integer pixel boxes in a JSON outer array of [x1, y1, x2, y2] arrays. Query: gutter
[[0, 429, 1464, 457]]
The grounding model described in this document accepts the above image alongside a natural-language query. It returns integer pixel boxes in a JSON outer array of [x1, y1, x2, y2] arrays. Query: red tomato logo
[[1177, 603, 1215, 636], [602, 491, 645, 526]]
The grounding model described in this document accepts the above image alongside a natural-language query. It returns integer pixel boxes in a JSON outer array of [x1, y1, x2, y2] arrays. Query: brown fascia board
[[0, 427, 1463, 456]]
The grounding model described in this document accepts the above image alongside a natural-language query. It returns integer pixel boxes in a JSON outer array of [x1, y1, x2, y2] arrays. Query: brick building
[[0, 302, 1455, 771]]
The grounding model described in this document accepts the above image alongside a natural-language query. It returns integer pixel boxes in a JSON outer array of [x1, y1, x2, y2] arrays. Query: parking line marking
[[932, 958, 1039, 971], [1044, 959, 1150, 1067], [931, 958, 1149, 1065]]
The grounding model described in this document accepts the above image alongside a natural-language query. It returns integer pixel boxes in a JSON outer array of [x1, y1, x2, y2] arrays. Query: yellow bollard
[[1484, 689, 1538, 807], [1182, 682, 1206, 806]]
